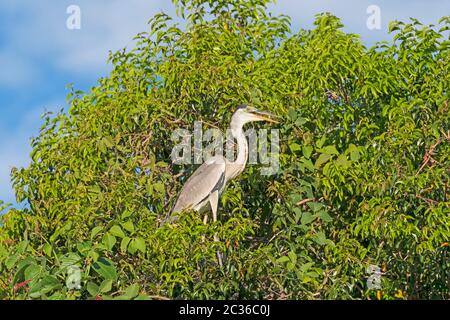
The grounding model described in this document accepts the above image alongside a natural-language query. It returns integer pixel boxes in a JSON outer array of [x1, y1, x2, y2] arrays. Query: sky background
[[0, 0, 449, 207]]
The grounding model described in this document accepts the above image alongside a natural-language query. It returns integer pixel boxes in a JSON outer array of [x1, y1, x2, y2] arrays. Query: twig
[[416, 139, 441, 176], [199, 120, 221, 130], [267, 230, 283, 244], [416, 194, 438, 205], [296, 198, 315, 206], [147, 295, 171, 300]]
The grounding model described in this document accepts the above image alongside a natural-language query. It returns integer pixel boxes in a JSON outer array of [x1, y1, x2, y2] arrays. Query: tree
[[0, 0, 448, 299]]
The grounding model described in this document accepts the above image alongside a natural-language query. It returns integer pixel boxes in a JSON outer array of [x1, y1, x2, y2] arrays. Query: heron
[[163, 105, 278, 266]]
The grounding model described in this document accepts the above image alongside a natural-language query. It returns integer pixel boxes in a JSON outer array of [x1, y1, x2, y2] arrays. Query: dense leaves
[[0, 0, 449, 299]]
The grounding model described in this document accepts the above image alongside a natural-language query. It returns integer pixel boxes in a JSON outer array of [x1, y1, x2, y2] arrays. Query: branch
[[296, 198, 315, 206], [416, 131, 450, 176]]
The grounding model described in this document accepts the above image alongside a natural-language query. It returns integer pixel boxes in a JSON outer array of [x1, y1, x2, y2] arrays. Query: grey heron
[[163, 105, 278, 265]]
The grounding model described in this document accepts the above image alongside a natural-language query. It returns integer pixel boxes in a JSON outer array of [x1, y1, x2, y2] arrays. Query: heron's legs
[[201, 214, 208, 242], [209, 191, 223, 267]]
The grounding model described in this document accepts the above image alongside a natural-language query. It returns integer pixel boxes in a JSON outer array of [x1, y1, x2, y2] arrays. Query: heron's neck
[[229, 121, 248, 179]]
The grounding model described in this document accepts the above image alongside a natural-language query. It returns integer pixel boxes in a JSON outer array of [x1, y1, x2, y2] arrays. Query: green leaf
[[154, 182, 165, 195], [301, 158, 315, 172], [318, 145, 339, 155], [29, 275, 61, 298], [5, 254, 20, 270], [121, 210, 133, 219], [307, 202, 323, 212], [133, 237, 146, 253], [121, 220, 135, 233], [302, 145, 313, 159], [289, 142, 301, 153], [88, 185, 101, 195], [315, 153, 331, 168], [316, 136, 326, 148], [287, 262, 295, 271], [102, 233, 117, 250], [43, 243, 52, 257], [102, 136, 114, 148], [288, 108, 297, 120], [24, 263, 42, 281], [335, 154, 351, 168], [300, 262, 314, 272], [99, 279, 113, 293], [295, 117, 307, 127], [110, 225, 126, 238], [276, 256, 290, 264], [87, 281, 100, 296], [288, 251, 297, 264], [91, 226, 103, 239], [92, 258, 117, 281], [124, 283, 140, 299], [313, 232, 328, 245], [127, 240, 138, 255], [120, 237, 131, 254], [77, 241, 92, 255], [301, 212, 315, 225], [60, 252, 82, 268], [88, 250, 100, 262], [350, 150, 360, 162], [318, 210, 333, 222]]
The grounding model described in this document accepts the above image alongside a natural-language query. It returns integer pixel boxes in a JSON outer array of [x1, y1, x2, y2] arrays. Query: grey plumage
[[161, 105, 278, 265], [171, 156, 226, 216]]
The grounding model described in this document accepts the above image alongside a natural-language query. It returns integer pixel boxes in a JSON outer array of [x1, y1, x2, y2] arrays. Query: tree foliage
[[0, 0, 449, 299]]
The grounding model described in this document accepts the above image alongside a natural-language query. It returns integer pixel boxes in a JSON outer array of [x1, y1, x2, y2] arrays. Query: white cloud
[[4, 0, 445, 85], [3, 0, 176, 77], [2, 0, 447, 85], [271, 0, 450, 44]]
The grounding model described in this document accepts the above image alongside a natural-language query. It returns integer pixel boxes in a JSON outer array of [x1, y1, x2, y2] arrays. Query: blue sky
[[0, 0, 449, 206]]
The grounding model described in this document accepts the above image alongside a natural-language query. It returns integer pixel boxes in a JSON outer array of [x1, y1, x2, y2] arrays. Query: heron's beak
[[253, 110, 280, 124]]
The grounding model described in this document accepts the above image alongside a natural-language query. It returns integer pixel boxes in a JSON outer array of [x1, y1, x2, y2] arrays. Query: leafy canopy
[[0, 0, 449, 299]]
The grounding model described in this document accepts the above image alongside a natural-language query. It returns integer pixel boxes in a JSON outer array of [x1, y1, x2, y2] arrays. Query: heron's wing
[[172, 156, 226, 213]]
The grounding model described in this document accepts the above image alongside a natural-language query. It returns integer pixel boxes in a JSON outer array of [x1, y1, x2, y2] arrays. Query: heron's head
[[232, 105, 279, 126]]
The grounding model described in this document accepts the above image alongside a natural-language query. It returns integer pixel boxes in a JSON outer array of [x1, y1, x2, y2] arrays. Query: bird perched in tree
[[163, 105, 278, 265]]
